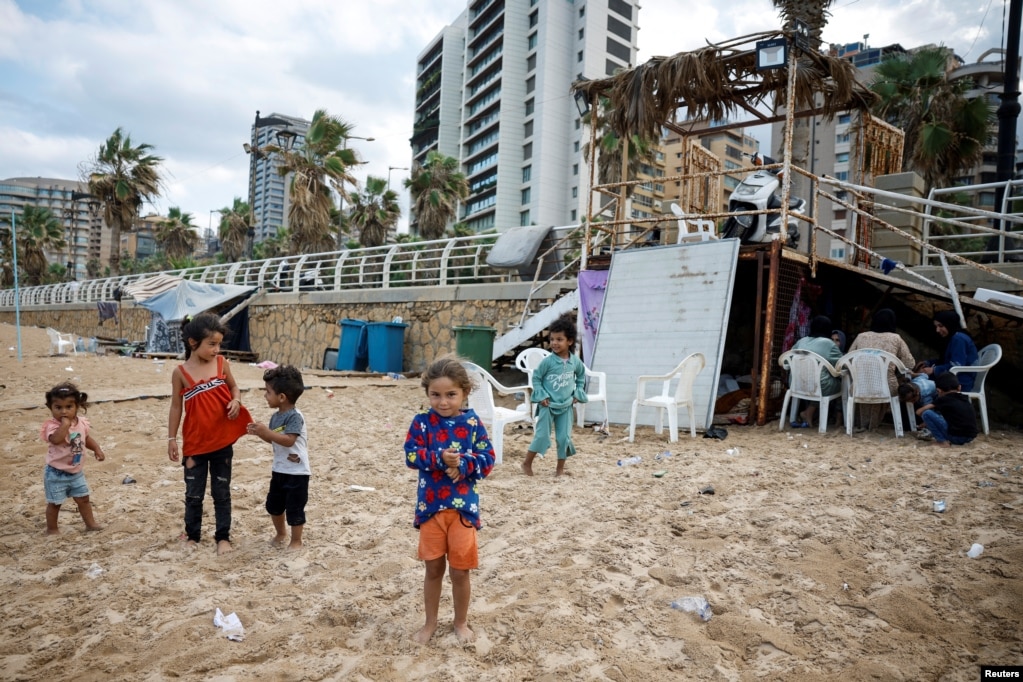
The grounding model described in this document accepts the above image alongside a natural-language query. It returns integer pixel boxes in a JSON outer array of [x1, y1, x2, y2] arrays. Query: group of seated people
[[789, 308, 980, 447]]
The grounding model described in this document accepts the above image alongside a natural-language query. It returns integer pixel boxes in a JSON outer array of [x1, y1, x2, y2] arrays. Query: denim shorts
[[44, 465, 90, 504]]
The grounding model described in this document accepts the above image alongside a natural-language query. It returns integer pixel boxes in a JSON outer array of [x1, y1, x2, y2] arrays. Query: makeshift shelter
[[124, 277, 256, 353]]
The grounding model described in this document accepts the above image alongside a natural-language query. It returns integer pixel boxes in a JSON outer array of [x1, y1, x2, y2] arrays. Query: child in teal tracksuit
[[521, 314, 588, 477]]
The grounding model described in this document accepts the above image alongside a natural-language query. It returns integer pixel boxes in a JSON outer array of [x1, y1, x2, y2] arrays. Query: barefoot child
[[521, 313, 588, 477], [404, 356, 495, 644], [246, 365, 309, 551], [167, 313, 252, 554], [41, 382, 106, 534]]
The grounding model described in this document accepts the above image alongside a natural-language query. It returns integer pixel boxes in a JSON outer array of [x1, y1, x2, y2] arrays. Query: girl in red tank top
[[167, 313, 252, 554]]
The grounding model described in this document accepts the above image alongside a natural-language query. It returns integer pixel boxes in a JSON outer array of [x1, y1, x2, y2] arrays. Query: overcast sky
[[0, 0, 1011, 234]]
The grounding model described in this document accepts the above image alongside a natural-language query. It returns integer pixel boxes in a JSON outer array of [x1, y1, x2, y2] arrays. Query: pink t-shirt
[[40, 416, 91, 474]]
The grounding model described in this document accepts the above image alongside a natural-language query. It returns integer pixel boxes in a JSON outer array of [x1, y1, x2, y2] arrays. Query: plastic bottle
[[616, 456, 642, 466], [654, 450, 672, 460], [670, 596, 712, 621]]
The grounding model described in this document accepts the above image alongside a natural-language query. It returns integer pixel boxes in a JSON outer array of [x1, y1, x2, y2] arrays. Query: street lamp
[[336, 135, 375, 249], [243, 110, 298, 257], [387, 166, 409, 191]]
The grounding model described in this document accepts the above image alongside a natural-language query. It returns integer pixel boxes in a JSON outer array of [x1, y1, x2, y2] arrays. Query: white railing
[[923, 179, 1023, 264], [0, 233, 510, 308]]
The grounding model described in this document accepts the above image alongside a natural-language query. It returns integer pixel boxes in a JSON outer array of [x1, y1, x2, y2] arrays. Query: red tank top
[[179, 355, 252, 456]]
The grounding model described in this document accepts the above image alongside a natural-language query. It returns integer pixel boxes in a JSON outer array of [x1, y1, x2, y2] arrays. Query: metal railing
[[0, 233, 510, 308], [923, 179, 1023, 264]]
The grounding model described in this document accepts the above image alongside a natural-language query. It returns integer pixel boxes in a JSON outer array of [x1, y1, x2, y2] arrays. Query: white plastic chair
[[575, 365, 609, 429], [514, 347, 551, 419], [670, 203, 716, 243], [949, 343, 1001, 435], [46, 327, 76, 356], [778, 349, 844, 434], [461, 362, 532, 465], [628, 352, 706, 442], [836, 349, 911, 437]]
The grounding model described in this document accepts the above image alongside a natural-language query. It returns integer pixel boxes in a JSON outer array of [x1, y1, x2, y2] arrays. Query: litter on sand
[[214, 608, 245, 641], [349, 485, 375, 492]]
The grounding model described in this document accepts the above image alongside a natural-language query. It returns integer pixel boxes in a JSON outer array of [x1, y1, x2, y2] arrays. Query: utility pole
[[992, 0, 1022, 258]]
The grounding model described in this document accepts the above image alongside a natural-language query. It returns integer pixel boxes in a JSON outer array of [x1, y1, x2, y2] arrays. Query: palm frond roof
[[571, 30, 878, 140]]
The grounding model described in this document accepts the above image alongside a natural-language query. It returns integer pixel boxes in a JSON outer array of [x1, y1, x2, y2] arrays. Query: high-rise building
[[247, 112, 310, 244], [413, 0, 640, 234], [0, 177, 105, 279]]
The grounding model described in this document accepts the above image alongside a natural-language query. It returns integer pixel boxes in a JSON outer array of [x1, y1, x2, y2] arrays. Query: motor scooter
[[721, 153, 804, 248]]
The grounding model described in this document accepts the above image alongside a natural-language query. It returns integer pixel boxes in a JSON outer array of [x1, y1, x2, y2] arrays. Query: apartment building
[[413, 0, 640, 234], [0, 176, 106, 280]]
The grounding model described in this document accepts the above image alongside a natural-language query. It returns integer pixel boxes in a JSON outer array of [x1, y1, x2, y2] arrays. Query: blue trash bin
[[336, 319, 369, 371], [366, 321, 409, 373]]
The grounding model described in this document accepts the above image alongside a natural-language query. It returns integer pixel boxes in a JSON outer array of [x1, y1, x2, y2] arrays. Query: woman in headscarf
[[789, 315, 843, 428], [848, 308, 916, 430], [921, 310, 979, 392]]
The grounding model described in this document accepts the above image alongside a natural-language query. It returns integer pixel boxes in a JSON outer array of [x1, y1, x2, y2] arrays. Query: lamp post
[[336, 135, 375, 249], [243, 110, 298, 258], [387, 166, 409, 191]]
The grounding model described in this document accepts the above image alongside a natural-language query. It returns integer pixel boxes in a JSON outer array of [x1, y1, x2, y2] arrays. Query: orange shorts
[[418, 509, 479, 570]]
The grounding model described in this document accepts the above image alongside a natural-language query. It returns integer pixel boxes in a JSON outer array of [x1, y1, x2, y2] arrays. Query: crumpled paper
[[214, 607, 245, 641]]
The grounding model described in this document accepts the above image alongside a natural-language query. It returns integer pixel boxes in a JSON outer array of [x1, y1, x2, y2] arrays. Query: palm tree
[[581, 97, 656, 203], [348, 176, 400, 247], [269, 109, 360, 254], [3, 206, 66, 286], [252, 227, 291, 260], [405, 151, 468, 240], [869, 47, 992, 192], [0, 224, 13, 286], [217, 197, 251, 261], [156, 207, 200, 262], [86, 128, 163, 276]]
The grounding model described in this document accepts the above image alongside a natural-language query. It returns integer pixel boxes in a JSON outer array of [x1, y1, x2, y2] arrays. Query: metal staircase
[[492, 288, 579, 359]]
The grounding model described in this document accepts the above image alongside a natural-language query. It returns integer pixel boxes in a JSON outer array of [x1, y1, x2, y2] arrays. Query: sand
[[1, 322, 1021, 681]]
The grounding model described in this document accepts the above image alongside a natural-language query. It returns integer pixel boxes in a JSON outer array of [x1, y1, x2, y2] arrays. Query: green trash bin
[[454, 325, 496, 369]]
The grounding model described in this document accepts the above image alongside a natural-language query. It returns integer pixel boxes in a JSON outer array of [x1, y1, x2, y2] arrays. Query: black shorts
[[265, 471, 310, 526]]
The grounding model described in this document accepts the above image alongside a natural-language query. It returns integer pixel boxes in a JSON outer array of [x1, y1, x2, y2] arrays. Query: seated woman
[[790, 315, 843, 428], [920, 310, 979, 392], [847, 308, 916, 430]]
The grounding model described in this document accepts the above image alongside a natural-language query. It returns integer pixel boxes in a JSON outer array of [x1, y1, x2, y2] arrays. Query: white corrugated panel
[[587, 240, 739, 431]]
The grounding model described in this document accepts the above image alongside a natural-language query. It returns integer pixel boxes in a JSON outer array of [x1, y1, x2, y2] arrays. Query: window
[[526, 76, 535, 93], [522, 165, 532, 182], [830, 244, 846, 260], [571, 186, 578, 198], [833, 209, 847, 220], [834, 171, 849, 181], [570, 209, 578, 221], [575, 119, 581, 130], [523, 142, 532, 160], [525, 98, 534, 115], [835, 152, 850, 163], [521, 188, 531, 204], [608, 0, 632, 20], [838, 113, 851, 125], [606, 37, 631, 62], [579, 6, 585, 17], [574, 141, 580, 152], [524, 120, 533, 137], [607, 15, 631, 41], [836, 133, 850, 143], [527, 54, 536, 71], [606, 59, 623, 76], [528, 32, 537, 49], [572, 163, 579, 175], [520, 210, 531, 226], [578, 28, 584, 39], [529, 11, 538, 27], [577, 50, 583, 62]]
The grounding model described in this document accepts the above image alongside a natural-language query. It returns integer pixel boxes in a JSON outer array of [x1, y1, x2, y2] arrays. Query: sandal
[[790, 420, 811, 429]]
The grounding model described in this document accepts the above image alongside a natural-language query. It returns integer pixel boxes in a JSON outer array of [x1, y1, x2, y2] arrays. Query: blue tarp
[[137, 280, 255, 322]]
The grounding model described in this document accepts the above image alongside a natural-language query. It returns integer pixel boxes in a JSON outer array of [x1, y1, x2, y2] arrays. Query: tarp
[[137, 280, 256, 323], [123, 274, 184, 302], [486, 225, 551, 268]]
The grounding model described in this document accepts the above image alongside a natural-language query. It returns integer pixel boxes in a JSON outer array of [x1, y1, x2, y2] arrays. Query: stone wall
[[0, 282, 566, 373]]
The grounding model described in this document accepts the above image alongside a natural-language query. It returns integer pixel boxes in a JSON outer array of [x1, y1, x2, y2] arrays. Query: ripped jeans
[[183, 445, 233, 543]]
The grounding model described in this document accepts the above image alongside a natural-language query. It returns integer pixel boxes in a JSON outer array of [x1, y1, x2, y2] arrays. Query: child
[[167, 312, 252, 555], [521, 314, 588, 477], [404, 356, 495, 645], [916, 372, 978, 448], [41, 382, 106, 534], [246, 365, 309, 551]]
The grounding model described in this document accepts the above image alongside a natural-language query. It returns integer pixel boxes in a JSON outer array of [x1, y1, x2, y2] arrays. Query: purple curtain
[[578, 270, 609, 367]]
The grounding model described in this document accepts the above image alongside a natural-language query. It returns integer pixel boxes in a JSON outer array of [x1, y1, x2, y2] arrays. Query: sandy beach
[[1, 322, 1020, 681]]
